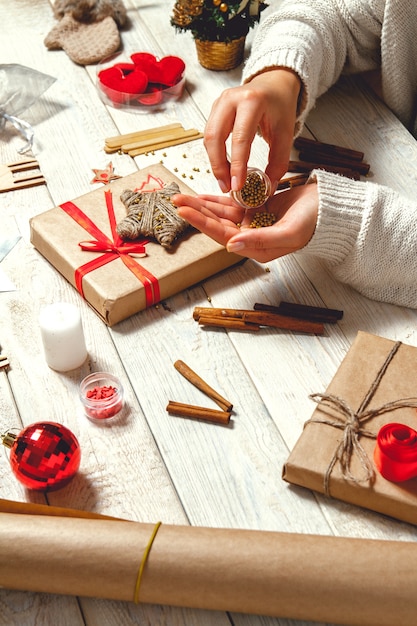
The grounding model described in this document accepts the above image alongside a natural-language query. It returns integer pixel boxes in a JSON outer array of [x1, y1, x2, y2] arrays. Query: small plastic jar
[[80, 372, 124, 421], [231, 168, 272, 209]]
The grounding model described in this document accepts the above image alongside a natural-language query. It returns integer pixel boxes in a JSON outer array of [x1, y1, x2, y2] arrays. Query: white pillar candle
[[39, 302, 88, 372]]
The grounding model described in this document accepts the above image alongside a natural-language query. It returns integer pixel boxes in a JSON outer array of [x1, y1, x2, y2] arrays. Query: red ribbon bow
[[374, 422, 417, 482], [60, 190, 160, 307]]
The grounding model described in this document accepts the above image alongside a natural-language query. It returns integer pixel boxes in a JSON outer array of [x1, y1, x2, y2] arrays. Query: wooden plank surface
[[1, 1, 417, 625]]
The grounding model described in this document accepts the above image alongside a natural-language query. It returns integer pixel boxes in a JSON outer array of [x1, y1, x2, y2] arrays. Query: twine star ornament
[[91, 162, 121, 185], [117, 181, 189, 248]]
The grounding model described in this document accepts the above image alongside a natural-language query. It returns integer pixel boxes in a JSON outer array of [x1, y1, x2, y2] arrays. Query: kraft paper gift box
[[30, 164, 242, 325], [283, 331, 417, 526]]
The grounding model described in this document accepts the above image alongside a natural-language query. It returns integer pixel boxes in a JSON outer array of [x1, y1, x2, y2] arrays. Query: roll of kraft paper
[[0, 510, 416, 625]]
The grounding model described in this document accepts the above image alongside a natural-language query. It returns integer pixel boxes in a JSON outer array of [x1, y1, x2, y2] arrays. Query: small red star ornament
[[91, 162, 121, 185]]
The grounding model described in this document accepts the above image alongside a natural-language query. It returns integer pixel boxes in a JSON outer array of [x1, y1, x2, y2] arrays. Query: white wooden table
[[1, 1, 417, 625]]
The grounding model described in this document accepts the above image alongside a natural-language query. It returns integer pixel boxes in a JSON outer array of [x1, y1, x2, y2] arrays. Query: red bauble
[[2, 422, 81, 491]]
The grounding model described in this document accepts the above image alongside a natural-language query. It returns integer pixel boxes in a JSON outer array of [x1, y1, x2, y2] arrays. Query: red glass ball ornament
[[2, 422, 81, 491]]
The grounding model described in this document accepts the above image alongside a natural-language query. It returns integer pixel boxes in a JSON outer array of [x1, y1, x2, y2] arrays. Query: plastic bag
[[0, 64, 56, 153]]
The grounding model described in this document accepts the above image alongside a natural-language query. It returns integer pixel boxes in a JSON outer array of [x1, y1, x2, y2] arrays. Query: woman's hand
[[173, 182, 319, 264], [204, 68, 301, 194]]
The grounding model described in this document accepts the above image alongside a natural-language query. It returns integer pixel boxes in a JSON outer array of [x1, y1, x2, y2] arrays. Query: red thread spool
[[374, 422, 417, 482]]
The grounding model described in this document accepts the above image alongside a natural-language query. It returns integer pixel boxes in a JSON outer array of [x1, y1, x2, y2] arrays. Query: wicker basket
[[195, 36, 246, 71]]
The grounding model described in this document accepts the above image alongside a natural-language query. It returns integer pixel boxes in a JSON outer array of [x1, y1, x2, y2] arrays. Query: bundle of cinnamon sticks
[[290, 136, 370, 179], [193, 301, 343, 334]]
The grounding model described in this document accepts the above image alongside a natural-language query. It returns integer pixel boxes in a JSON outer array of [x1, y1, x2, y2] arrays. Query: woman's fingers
[[173, 193, 243, 246]]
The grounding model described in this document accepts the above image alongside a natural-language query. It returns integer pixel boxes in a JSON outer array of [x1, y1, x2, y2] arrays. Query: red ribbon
[[374, 422, 417, 482], [60, 190, 160, 307]]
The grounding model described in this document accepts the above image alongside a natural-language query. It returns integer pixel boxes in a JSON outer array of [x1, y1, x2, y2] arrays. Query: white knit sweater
[[242, 0, 417, 308]]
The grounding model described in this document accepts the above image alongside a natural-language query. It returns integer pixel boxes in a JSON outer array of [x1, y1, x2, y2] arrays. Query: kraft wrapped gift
[[29, 164, 242, 325], [283, 331, 417, 526]]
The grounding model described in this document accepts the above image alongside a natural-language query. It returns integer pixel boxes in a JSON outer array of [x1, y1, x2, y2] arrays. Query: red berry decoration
[[1, 422, 81, 491]]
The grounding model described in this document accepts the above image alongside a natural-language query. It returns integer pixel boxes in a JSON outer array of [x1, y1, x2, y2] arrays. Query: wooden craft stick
[[121, 128, 202, 153], [0, 355, 9, 370], [294, 136, 365, 162], [0, 177, 46, 192], [13, 172, 45, 184], [105, 123, 184, 149], [0, 160, 46, 192], [127, 132, 204, 157], [7, 158, 40, 173], [288, 160, 361, 179], [166, 400, 231, 425], [174, 359, 233, 412], [193, 307, 324, 334], [254, 302, 343, 324]]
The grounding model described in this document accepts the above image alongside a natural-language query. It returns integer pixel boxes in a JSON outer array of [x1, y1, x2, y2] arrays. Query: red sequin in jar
[[2, 422, 81, 491], [80, 372, 124, 421]]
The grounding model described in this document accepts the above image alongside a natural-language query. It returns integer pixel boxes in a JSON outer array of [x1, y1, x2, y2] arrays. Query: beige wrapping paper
[[0, 500, 416, 625], [283, 331, 417, 525], [29, 164, 242, 325]]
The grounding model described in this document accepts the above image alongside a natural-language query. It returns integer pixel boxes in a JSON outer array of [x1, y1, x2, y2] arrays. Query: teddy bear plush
[[45, 0, 128, 65]]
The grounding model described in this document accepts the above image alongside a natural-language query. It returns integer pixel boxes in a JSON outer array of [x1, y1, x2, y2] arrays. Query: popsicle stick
[[14, 172, 45, 184], [128, 132, 204, 157], [7, 158, 40, 172], [121, 128, 202, 153], [0, 176, 46, 192], [0, 159, 46, 192], [105, 123, 184, 150]]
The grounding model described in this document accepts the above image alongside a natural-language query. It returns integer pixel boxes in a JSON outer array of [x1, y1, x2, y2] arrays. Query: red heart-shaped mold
[[131, 53, 185, 87], [98, 65, 148, 104]]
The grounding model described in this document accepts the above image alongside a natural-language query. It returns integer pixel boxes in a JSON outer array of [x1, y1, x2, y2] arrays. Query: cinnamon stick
[[288, 160, 361, 179], [197, 316, 261, 331], [254, 302, 343, 324], [298, 152, 370, 176], [294, 136, 365, 162], [276, 173, 309, 190], [174, 360, 233, 412], [193, 307, 324, 334], [166, 401, 231, 425]]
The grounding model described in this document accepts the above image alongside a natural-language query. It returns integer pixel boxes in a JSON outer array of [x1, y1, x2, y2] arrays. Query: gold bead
[[213, 0, 221, 5], [219, 3, 228, 12]]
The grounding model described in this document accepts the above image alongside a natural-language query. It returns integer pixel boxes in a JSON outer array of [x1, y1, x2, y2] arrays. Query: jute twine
[[306, 341, 417, 494], [117, 182, 189, 248]]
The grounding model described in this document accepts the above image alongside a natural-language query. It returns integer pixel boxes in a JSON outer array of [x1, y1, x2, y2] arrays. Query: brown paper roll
[[0, 511, 416, 625]]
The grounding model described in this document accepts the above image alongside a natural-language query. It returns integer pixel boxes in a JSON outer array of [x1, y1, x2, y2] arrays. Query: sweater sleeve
[[299, 169, 417, 308], [243, 0, 384, 130]]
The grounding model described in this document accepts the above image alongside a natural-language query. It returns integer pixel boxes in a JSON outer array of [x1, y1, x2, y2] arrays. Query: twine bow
[[307, 341, 417, 495]]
